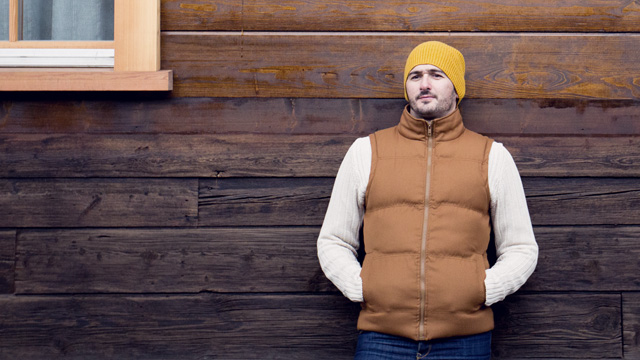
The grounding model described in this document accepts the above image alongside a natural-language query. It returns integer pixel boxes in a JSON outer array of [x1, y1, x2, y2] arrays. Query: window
[[20, 0, 114, 41], [0, 0, 8, 40], [0, 0, 171, 91]]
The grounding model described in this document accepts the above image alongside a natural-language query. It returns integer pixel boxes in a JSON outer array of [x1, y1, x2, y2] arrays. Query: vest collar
[[398, 106, 465, 141]]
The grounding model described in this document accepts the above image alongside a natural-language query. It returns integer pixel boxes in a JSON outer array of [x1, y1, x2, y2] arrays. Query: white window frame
[[0, 48, 114, 67]]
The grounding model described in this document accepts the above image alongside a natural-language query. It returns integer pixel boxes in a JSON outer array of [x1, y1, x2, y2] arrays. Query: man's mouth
[[417, 93, 435, 100]]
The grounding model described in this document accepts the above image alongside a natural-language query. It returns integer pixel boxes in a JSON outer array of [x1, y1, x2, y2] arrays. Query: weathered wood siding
[[1, 1, 639, 358]]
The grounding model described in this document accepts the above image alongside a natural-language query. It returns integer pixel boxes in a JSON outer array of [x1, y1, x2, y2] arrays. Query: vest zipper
[[419, 121, 433, 339]]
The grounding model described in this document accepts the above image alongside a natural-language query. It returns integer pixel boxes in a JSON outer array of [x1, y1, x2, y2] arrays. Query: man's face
[[405, 64, 458, 120]]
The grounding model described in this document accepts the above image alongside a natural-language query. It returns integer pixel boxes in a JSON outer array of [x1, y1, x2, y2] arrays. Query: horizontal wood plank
[[623, 293, 640, 359], [0, 134, 348, 178], [199, 178, 333, 226], [492, 294, 621, 358], [0, 293, 620, 359], [0, 293, 359, 359], [14, 226, 640, 294], [523, 227, 640, 292], [0, 179, 197, 228], [504, 136, 640, 178], [1, 98, 639, 136], [199, 177, 640, 226], [2, 177, 636, 229], [0, 231, 15, 294], [162, 33, 640, 99], [15, 227, 334, 294], [1, 134, 640, 178], [524, 177, 640, 226], [161, 0, 640, 32]]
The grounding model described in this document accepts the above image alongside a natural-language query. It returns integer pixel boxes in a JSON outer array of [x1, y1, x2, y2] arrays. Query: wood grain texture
[[0, 179, 197, 228], [161, 0, 640, 32], [8, 0, 18, 42], [15, 228, 333, 294], [523, 226, 640, 292], [0, 293, 621, 359], [14, 226, 640, 294], [0, 69, 172, 92], [492, 294, 621, 358], [2, 133, 640, 178], [0, 231, 15, 294], [0, 134, 349, 178], [162, 33, 640, 99], [1, 177, 637, 228], [1, 97, 639, 136], [114, 0, 161, 71], [0, 293, 360, 360], [623, 293, 640, 359], [524, 177, 640, 226], [504, 136, 640, 178], [199, 178, 640, 227], [199, 178, 332, 226]]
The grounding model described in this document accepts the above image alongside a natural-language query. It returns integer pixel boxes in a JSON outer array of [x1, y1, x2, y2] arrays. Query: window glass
[[23, 0, 113, 41], [0, 0, 8, 40]]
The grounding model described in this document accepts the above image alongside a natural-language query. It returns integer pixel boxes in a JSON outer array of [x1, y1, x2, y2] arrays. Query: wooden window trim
[[0, 0, 172, 91], [0, 41, 114, 49]]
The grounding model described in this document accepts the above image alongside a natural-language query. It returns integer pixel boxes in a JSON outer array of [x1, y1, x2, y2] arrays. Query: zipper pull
[[427, 122, 433, 138]]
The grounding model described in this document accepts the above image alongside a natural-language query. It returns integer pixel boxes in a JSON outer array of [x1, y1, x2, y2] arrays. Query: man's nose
[[419, 75, 431, 90]]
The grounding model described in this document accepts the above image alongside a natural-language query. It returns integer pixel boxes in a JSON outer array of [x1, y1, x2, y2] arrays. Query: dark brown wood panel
[[623, 293, 640, 359], [523, 226, 640, 292], [492, 294, 621, 358], [0, 179, 197, 228], [199, 177, 640, 226], [0, 134, 349, 178], [163, 33, 640, 99], [15, 228, 333, 294], [14, 226, 640, 294], [2, 176, 631, 230], [524, 177, 640, 226], [161, 0, 640, 32], [503, 136, 640, 178], [0, 230, 15, 294], [0, 293, 359, 360], [2, 134, 640, 178], [199, 178, 332, 226], [1, 98, 639, 136], [0, 293, 621, 359], [463, 99, 640, 136]]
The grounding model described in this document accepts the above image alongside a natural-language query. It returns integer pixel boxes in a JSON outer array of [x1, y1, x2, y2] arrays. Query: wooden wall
[[1, 1, 640, 358]]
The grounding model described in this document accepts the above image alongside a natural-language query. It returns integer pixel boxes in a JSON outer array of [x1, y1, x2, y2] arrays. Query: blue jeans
[[354, 330, 491, 360]]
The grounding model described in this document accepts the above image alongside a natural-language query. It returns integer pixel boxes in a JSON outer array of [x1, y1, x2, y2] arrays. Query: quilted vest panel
[[358, 107, 495, 341]]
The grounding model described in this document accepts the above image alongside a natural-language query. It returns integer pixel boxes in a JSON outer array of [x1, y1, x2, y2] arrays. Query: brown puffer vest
[[358, 106, 494, 341]]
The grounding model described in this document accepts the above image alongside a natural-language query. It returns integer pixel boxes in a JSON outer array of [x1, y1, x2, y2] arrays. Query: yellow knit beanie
[[403, 41, 466, 104]]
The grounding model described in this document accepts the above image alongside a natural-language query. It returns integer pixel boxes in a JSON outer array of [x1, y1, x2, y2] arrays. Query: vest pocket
[[426, 254, 486, 314], [360, 253, 419, 313]]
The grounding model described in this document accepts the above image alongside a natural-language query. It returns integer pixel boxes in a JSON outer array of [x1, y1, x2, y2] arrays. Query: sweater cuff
[[484, 270, 505, 306], [345, 273, 364, 303]]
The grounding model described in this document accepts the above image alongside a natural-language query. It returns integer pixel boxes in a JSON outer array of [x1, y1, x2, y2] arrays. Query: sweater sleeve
[[485, 142, 539, 306], [317, 137, 371, 302]]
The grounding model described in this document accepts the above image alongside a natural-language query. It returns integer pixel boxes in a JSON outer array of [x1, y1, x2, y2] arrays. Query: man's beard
[[409, 91, 456, 120]]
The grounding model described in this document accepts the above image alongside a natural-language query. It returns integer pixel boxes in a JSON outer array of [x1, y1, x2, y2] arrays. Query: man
[[317, 41, 538, 359]]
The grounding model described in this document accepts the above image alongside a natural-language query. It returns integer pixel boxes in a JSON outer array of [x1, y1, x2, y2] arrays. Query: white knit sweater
[[317, 136, 538, 306]]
